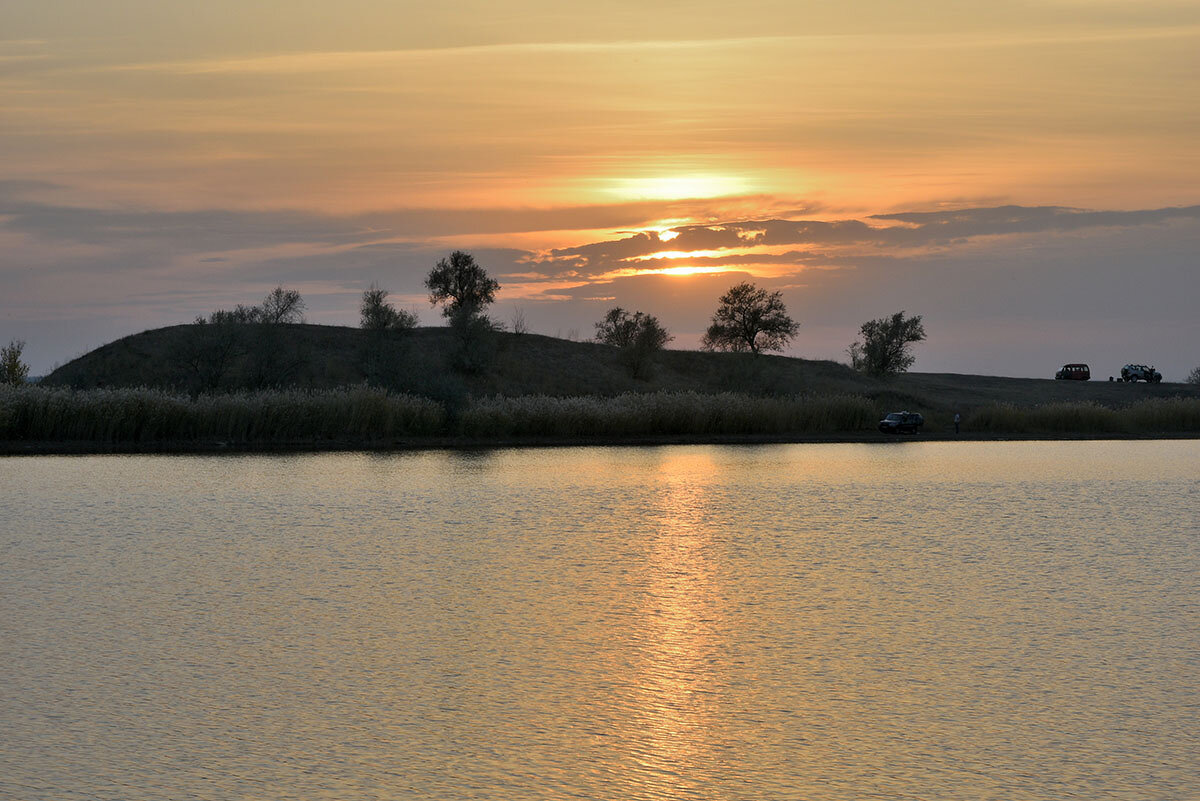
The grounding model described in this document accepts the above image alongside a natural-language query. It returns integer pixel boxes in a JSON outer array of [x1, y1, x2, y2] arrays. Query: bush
[[594, 308, 672, 378], [197, 286, 305, 326], [361, 285, 418, 331]]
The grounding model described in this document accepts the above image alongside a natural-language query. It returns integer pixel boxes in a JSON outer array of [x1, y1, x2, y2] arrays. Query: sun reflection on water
[[616, 451, 730, 797]]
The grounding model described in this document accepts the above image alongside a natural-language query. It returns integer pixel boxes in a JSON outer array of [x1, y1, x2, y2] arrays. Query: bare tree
[[196, 287, 305, 326], [701, 282, 798, 354], [1, 339, 30, 386], [259, 286, 306, 324], [848, 311, 926, 376], [175, 324, 244, 392], [1186, 365, 1200, 385], [510, 307, 528, 336], [426, 251, 499, 319]]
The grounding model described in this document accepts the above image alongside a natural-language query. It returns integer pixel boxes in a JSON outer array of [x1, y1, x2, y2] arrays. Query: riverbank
[[4, 384, 1198, 455], [4, 429, 1199, 457]]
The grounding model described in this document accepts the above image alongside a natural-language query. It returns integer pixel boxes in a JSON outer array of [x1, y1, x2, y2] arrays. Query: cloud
[[534, 204, 1200, 277], [2, 181, 1198, 378]]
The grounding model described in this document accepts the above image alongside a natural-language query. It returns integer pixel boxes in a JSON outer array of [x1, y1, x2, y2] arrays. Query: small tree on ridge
[[259, 286, 306, 324], [425, 251, 499, 319], [2, 339, 30, 386], [361, 284, 418, 331], [701, 282, 799, 354], [595, 307, 672, 378], [848, 311, 926, 377]]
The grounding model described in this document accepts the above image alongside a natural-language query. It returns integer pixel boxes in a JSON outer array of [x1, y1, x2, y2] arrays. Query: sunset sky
[[2, 1, 1198, 377]]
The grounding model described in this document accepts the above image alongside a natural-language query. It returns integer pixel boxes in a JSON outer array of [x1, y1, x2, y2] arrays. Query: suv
[[1120, 364, 1162, 383], [878, 411, 924, 435], [1055, 363, 1090, 380]]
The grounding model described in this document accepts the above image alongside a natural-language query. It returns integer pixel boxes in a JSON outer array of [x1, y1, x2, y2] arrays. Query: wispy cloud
[[90, 24, 1200, 77]]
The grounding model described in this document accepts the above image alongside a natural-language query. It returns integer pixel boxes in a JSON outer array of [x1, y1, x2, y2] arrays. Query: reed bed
[[6, 385, 1197, 447], [0, 385, 445, 443], [457, 392, 878, 437], [967, 398, 1200, 434]]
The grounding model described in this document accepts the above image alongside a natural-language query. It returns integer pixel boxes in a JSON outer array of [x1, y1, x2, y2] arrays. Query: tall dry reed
[[457, 392, 877, 437], [0, 385, 444, 443], [967, 398, 1200, 434]]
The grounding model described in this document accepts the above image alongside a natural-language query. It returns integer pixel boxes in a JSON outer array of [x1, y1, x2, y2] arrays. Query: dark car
[[1055, 363, 1090, 380], [878, 411, 924, 435]]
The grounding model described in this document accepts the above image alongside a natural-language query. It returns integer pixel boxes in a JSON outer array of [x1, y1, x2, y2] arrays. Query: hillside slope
[[43, 324, 1199, 417]]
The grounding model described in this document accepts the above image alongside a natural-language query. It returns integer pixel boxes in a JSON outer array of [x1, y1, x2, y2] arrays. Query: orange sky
[[2, 1, 1199, 375]]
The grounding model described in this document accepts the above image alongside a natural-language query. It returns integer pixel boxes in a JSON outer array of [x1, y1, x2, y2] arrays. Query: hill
[[43, 323, 1199, 418]]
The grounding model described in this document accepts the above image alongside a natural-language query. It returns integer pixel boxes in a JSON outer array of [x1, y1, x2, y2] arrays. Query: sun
[[608, 174, 748, 201]]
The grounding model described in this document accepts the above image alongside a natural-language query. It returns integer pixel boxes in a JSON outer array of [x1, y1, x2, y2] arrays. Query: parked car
[[879, 411, 924, 435], [1055, 363, 1090, 380], [1120, 364, 1162, 383]]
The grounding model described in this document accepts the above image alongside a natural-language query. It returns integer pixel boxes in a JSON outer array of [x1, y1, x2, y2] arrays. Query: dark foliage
[[361, 285, 418, 331], [426, 251, 499, 318], [2, 340, 30, 386], [848, 311, 926, 377], [701, 282, 799, 354], [594, 307, 673, 378], [197, 286, 306, 326]]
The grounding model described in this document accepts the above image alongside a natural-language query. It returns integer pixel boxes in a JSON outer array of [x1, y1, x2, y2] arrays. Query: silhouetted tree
[[1, 339, 30, 386], [848, 311, 926, 376], [426, 251, 499, 318], [509, 307, 528, 336], [199, 304, 263, 325], [360, 284, 418, 331], [1187, 365, 1200, 385], [175, 323, 244, 392], [701, 282, 798, 354], [449, 307, 501, 374], [595, 307, 672, 378], [196, 286, 306, 326], [259, 286, 306, 324]]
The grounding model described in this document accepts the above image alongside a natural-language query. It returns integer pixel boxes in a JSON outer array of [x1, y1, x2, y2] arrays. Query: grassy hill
[[7, 323, 1195, 451], [44, 322, 1198, 410]]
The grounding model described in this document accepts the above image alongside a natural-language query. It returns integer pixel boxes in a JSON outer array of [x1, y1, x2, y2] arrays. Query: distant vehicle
[[878, 411, 924, 435], [1055, 363, 1091, 380], [1120, 364, 1162, 383]]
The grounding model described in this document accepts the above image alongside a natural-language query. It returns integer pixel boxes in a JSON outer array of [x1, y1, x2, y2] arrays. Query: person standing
[[953, 412, 961, 435]]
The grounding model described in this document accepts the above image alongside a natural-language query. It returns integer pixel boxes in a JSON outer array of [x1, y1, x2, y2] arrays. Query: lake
[[2, 441, 1197, 800]]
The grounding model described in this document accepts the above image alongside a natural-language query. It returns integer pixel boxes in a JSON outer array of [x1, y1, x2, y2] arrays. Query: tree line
[[26, 250, 1200, 388], [0, 250, 928, 387], [369, 249, 930, 379]]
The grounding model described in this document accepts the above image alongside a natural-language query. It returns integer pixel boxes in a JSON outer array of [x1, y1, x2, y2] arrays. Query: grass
[[967, 398, 1200, 434]]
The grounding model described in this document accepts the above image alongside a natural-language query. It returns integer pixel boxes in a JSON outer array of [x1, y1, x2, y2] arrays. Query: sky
[[2, 1, 1198, 378]]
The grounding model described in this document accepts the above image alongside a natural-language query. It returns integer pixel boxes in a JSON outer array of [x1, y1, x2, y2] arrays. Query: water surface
[[2, 442, 1198, 800]]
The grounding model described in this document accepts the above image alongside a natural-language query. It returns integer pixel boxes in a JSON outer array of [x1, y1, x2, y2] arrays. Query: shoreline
[[4, 430, 1198, 456]]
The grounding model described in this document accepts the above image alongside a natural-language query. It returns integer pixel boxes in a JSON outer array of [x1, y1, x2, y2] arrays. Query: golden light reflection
[[616, 450, 729, 795]]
